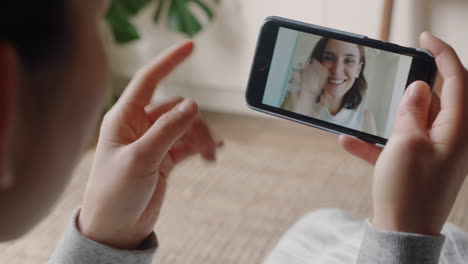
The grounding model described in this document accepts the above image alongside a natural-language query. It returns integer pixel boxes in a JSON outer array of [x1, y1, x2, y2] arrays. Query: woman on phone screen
[[282, 37, 377, 135]]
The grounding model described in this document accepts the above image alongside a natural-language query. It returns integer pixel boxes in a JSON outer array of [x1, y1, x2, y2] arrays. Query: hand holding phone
[[341, 32, 468, 236]]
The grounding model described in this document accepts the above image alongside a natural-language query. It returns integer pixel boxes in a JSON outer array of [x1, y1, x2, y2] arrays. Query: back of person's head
[[0, 0, 110, 241], [1, 0, 67, 65]]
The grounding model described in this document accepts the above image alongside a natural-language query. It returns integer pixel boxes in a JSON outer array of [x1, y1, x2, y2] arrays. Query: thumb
[[134, 99, 198, 163], [393, 81, 432, 137]]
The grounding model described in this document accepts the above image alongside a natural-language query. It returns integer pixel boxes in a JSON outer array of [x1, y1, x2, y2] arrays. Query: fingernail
[[216, 140, 224, 148], [424, 32, 435, 39], [208, 154, 216, 162], [178, 99, 196, 115], [203, 147, 216, 160], [408, 83, 427, 97], [207, 155, 217, 162]]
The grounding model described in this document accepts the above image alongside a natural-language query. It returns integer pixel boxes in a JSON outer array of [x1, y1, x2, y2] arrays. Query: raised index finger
[[119, 40, 194, 108]]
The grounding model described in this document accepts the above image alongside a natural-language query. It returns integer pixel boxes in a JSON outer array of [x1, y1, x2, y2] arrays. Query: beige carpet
[[1, 111, 468, 263]]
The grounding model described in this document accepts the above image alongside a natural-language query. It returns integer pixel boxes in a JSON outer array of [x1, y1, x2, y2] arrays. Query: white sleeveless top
[[315, 105, 366, 133], [287, 67, 375, 135]]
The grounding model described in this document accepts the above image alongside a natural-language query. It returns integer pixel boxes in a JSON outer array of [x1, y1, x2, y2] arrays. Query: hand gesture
[[78, 41, 222, 249], [301, 59, 329, 97], [290, 59, 329, 115]]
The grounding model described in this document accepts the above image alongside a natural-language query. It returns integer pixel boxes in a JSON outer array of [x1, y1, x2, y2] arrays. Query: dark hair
[[0, 1, 68, 66], [310, 37, 367, 110]]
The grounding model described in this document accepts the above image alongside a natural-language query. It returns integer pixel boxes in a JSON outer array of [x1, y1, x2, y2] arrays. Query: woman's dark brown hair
[[311, 37, 367, 110]]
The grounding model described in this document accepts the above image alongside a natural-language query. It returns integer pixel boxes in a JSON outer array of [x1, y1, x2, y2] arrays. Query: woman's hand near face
[[291, 59, 329, 115], [78, 40, 222, 250], [339, 32, 468, 235], [301, 59, 329, 96]]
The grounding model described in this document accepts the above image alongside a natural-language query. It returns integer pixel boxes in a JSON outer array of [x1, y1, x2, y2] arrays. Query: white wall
[[263, 28, 299, 107], [363, 48, 400, 137], [113, 0, 468, 115], [391, 0, 468, 65]]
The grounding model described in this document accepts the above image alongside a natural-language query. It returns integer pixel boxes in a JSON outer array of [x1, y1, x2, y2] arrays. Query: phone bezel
[[246, 16, 437, 145]]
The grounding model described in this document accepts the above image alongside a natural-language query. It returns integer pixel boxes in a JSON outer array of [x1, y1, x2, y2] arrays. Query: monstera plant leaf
[[106, 0, 220, 44]]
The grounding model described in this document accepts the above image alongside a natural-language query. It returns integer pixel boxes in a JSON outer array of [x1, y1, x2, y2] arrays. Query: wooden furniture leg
[[379, 0, 394, 41]]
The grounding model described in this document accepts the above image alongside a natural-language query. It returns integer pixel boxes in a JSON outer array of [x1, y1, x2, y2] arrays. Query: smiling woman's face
[[321, 39, 363, 97]]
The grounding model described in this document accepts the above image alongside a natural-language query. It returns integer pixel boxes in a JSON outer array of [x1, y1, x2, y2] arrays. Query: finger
[[309, 59, 328, 73], [169, 139, 197, 163], [134, 99, 198, 162], [191, 115, 218, 160], [159, 153, 176, 180], [142, 170, 168, 225], [338, 135, 382, 165], [393, 81, 432, 137], [433, 72, 443, 95], [309, 58, 322, 66], [181, 115, 218, 161], [428, 92, 441, 130], [169, 138, 224, 164], [419, 32, 465, 113], [144, 97, 184, 123], [119, 40, 194, 108]]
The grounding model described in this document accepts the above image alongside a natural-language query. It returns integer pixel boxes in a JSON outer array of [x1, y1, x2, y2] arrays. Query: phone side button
[[364, 37, 384, 44], [344, 32, 366, 39], [255, 55, 268, 71], [329, 28, 366, 39]]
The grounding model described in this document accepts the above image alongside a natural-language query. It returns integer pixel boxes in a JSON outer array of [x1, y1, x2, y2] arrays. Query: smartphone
[[246, 16, 437, 145]]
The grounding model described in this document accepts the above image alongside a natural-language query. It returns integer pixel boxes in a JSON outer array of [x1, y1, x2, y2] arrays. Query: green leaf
[[192, 0, 214, 21], [167, 0, 184, 32], [118, 0, 152, 15], [106, 16, 140, 43], [174, 0, 203, 37], [106, 0, 222, 43], [153, 0, 166, 23], [107, 0, 131, 18], [106, 1, 140, 43]]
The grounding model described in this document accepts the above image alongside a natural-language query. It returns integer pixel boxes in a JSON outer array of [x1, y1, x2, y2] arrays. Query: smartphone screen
[[263, 27, 414, 139], [247, 17, 437, 145]]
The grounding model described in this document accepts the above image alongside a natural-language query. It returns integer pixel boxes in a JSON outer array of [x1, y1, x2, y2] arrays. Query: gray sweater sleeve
[[47, 209, 157, 264], [357, 220, 445, 264]]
